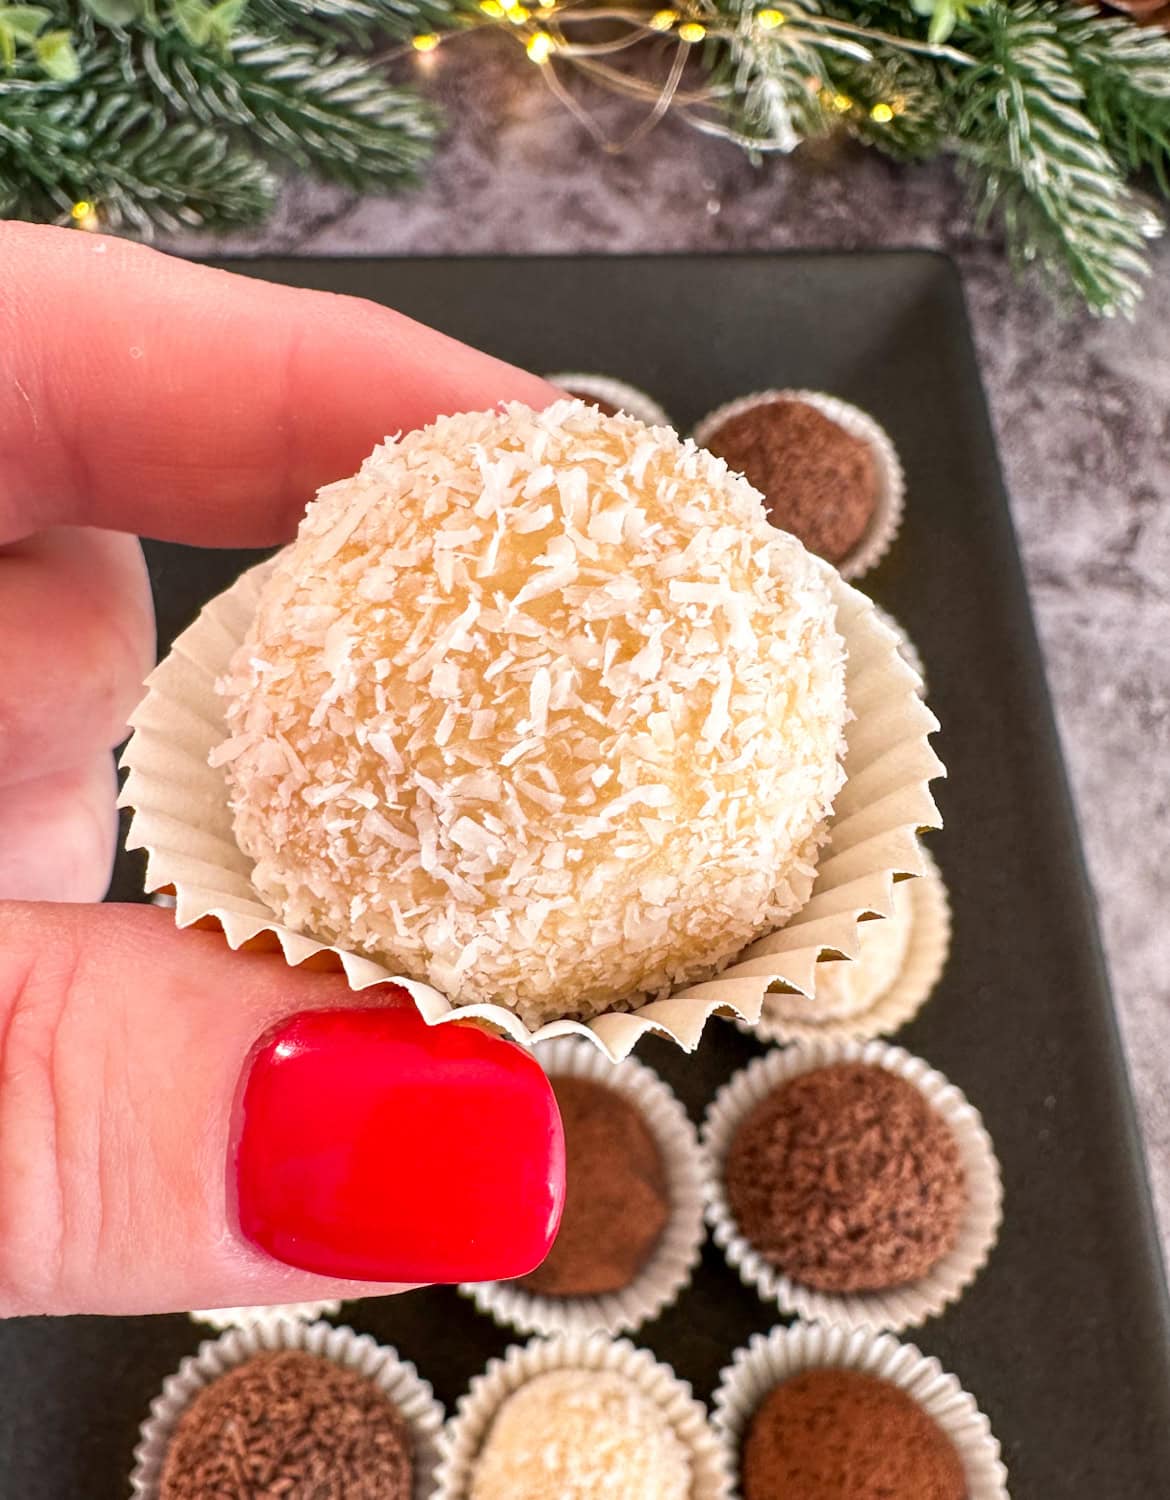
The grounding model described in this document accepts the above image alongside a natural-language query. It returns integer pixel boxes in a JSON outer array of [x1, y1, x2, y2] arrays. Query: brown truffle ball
[[725, 1063, 966, 1293], [700, 397, 878, 565], [520, 1075, 669, 1297], [742, 1368, 966, 1500], [158, 1350, 412, 1500]]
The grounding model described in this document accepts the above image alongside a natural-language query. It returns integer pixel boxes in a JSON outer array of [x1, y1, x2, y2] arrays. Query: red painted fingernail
[[232, 1002, 565, 1283]]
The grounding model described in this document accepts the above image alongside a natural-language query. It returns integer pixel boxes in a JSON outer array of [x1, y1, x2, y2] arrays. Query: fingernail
[[232, 1003, 565, 1283]]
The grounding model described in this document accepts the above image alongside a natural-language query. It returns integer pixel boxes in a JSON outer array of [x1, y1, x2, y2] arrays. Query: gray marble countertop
[[162, 39, 1170, 1272]]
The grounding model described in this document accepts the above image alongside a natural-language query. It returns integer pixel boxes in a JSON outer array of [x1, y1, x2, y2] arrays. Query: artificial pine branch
[[823, 49, 949, 161], [711, 1, 837, 153], [0, 3, 440, 229], [954, 0, 1157, 316], [134, 25, 439, 187], [250, 0, 478, 46], [0, 37, 276, 229], [1054, 2, 1170, 192]]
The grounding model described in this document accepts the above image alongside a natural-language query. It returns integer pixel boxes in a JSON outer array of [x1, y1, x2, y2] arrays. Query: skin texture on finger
[[0, 903, 563, 1316], [0, 528, 154, 787], [0, 754, 118, 902], [0, 223, 556, 547]]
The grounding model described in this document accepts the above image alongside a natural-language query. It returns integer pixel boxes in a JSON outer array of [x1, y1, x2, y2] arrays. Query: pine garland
[[1056, 3, 1170, 192], [953, 1, 1159, 315], [2, 0, 1170, 315], [0, 3, 440, 229], [716, 2, 834, 155]]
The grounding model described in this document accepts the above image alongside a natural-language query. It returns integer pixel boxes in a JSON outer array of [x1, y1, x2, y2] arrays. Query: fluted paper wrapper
[[693, 389, 905, 582], [701, 1040, 1001, 1331], [188, 1300, 341, 1333], [434, 1333, 730, 1500], [743, 846, 950, 1046], [130, 1319, 444, 1500], [712, 1322, 1009, 1500], [873, 603, 926, 691], [545, 371, 671, 428], [461, 1037, 705, 1337], [118, 555, 941, 1061]]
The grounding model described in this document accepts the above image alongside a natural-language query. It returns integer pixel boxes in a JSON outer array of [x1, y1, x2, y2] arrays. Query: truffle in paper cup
[[435, 1333, 730, 1500], [118, 545, 941, 1061], [693, 389, 904, 581], [700, 1039, 1001, 1331], [188, 1300, 341, 1333], [460, 1037, 705, 1337], [130, 1318, 444, 1500], [546, 371, 671, 427], [742, 845, 950, 1046], [713, 1321, 1009, 1500]]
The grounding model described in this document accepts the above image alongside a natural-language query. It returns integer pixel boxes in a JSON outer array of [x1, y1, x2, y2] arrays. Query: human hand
[[0, 223, 565, 1316]]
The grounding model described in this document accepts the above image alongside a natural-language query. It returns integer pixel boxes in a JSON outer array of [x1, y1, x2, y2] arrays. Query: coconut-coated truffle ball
[[214, 400, 848, 1027], [469, 1369, 690, 1500]]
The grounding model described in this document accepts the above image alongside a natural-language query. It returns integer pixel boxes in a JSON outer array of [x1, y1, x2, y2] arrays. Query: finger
[[0, 528, 154, 787], [1, 223, 556, 547], [0, 902, 565, 1316], [0, 754, 118, 903]]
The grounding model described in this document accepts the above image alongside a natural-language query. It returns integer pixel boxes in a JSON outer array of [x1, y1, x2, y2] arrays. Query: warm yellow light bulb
[[831, 92, 853, 113], [412, 32, 440, 51], [757, 7, 785, 27], [505, 1, 528, 22], [649, 7, 677, 28], [678, 20, 706, 41], [479, 0, 505, 12], [70, 200, 99, 231], [526, 29, 554, 62], [870, 101, 894, 123]]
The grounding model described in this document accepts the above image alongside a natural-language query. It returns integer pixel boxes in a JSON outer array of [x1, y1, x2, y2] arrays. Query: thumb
[[0, 902, 564, 1317]]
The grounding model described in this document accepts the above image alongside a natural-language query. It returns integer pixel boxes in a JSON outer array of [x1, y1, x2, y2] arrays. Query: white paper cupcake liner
[[693, 389, 905, 582], [743, 844, 950, 1045], [545, 371, 671, 428], [701, 1039, 1001, 1331], [461, 1037, 705, 1337], [129, 1318, 444, 1500], [873, 602, 926, 691], [712, 1322, 1009, 1499], [187, 1300, 341, 1333], [435, 1333, 731, 1500], [118, 543, 941, 1062]]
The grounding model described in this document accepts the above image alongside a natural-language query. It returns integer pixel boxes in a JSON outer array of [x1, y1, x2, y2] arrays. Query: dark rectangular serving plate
[[3, 252, 1168, 1498]]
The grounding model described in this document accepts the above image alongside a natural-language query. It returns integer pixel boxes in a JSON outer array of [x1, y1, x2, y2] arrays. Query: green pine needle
[[138, 28, 439, 188], [1054, 3, 1170, 195], [955, 1, 1158, 317]]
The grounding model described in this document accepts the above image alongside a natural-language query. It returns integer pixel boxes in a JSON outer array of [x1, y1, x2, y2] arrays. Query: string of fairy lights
[[394, 1, 969, 153]]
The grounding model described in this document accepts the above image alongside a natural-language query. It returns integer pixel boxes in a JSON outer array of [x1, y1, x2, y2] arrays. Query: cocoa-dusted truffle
[[726, 1063, 965, 1293], [158, 1350, 411, 1500], [699, 397, 877, 565], [742, 1368, 966, 1500], [520, 1075, 669, 1297], [213, 400, 848, 1029]]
